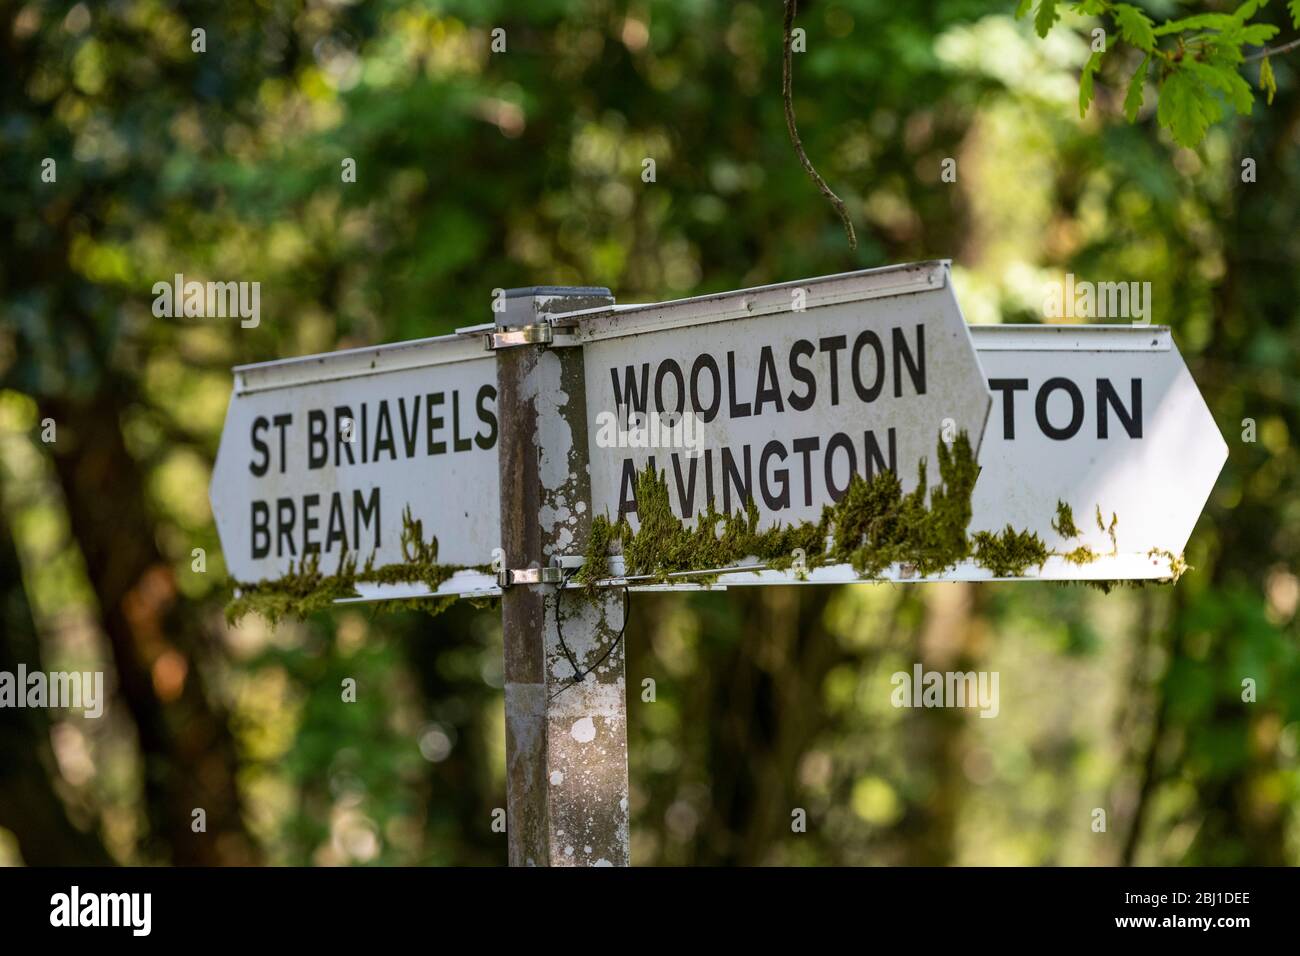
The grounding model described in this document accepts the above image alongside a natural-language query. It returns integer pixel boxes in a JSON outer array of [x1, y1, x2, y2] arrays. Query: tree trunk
[[41, 387, 257, 865], [0, 498, 115, 865]]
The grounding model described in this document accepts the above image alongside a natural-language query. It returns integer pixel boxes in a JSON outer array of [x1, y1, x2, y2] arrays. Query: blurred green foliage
[[0, 0, 1297, 866], [1023, 0, 1300, 145]]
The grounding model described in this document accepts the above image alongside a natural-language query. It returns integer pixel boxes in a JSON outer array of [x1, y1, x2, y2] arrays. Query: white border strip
[[564, 260, 948, 343], [969, 324, 1170, 352], [585, 552, 1175, 587], [332, 569, 501, 604], [233, 332, 489, 396]]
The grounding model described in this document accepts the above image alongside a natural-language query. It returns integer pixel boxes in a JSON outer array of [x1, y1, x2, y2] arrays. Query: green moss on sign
[[577, 433, 1186, 586], [1061, 545, 1099, 565], [226, 506, 487, 626], [1052, 500, 1081, 538], [971, 525, 1050, 577], [1095, 505, 1119, 553], [1050, 502, 1096, 565], [227, 433, 1185, 624], [583, 431, 987, 585], [1147, 548, 1189, 582]]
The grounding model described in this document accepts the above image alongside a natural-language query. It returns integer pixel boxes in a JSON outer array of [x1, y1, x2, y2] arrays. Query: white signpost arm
[[494, 286, 631, 867]]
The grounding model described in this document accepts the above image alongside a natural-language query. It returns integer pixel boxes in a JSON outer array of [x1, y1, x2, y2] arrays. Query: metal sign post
[[492, 287, 630, 867], [209, 261, 1229, 868]]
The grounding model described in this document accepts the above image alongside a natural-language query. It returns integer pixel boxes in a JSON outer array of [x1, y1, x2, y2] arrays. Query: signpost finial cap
[[497, 286, 614, 328]]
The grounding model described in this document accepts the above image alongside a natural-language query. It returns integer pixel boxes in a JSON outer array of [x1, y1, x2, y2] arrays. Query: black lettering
[[759, 440, 790, 510], [398, 396, 421, 457], [273, 413, 292, 474], [1097, 378, 1142, 439], [654, 360, 686, 416], [251, 500, 270, 558], [690, 354, 722, 423], [334, 406, 356, 466], [475, 385, 498, 449], [819, 335, 847, 405], [276, 497, 296, 558], [360, 403, 368, 464], [618, 458, 639, 518], [250, 417, 270, 476], [325, 494, 348, 552], [611, 364, 650, 415], [851, 330, 885, 403], [353, 488, 381, 549], [307, 410, 328, 469], [726, 352, 751, 418], [824, 432, 856, 502], [787, 339, 816, 411], [426, 392, 446, 455], [703, 449, 716, 511], [864, 428, 897, 478], [722, 445, 751, 513], [373, 400, 396, 461], [302, 493, 320, 554], [989, 379, 1028, 439], [1036, 377, 1084, 440], [670, 453, 698, 519], [754, 347, 784, 415], [892, 325, 926, 396], [452, 391, 472, 452], [792, 436, 820, 506]]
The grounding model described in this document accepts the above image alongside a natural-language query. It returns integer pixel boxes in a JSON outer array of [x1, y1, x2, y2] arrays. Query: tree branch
[[782, 0, 856, 251], [1245, 37, 1300, 62]]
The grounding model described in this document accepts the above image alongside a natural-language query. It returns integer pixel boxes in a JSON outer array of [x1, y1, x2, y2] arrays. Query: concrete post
[[495, 286, 630, 867]]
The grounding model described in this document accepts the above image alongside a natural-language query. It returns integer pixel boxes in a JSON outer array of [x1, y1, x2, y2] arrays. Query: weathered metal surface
[[496, 287, 630, 868], [210, 333, 500, 590]]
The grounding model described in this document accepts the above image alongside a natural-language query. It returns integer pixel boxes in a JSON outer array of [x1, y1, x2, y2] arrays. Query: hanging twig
[[782, 0, 856, 250]]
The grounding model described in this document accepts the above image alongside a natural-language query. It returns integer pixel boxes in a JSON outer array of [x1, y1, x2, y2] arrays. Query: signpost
[[209, 260, 1229, 868], [607, 323, 1227, 587], [490, 286, 631, 867], [579, 260, 992, 530], [966, 324, 1226, 580], [211, 333, 501, 600]]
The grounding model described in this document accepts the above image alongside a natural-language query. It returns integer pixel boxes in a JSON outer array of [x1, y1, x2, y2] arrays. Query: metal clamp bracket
[[497, 566, 565, 588], [484, 323, 577, 351]]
